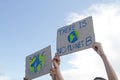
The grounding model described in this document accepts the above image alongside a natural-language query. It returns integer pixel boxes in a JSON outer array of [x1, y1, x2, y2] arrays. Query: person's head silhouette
[[94, 77, 106, 80]]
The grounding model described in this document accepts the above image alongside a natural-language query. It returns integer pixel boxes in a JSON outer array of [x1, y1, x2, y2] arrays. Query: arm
[[92, 42, 118, 80], [53, 54, 64, 80], [50, 68, 57, 80]]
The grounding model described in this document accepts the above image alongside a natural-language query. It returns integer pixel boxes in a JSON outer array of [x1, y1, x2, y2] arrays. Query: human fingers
[[92, 42, 102, 52], [55, 53, 60, 63], [50, 68, 56, 76], [92, 42, 98, 52]]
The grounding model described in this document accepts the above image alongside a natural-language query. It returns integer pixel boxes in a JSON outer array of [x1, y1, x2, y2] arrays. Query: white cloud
[[63, 1, 120, 80], [0, 75, 11, 80]]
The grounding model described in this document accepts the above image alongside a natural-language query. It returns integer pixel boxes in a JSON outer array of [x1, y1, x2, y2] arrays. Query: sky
[[0, 0, 120, 80]]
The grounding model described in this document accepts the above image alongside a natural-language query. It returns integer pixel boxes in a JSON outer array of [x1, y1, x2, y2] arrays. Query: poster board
[[57, 16, 95, 56], [25, 46, 52, 80]]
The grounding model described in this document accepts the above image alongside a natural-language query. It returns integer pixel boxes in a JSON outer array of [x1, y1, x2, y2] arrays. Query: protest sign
[[25, 46, 52, 80], [57, 16, 95, 56]]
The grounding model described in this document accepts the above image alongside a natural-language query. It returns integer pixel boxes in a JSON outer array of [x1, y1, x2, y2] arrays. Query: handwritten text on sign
[[57, 16, 95, 56]]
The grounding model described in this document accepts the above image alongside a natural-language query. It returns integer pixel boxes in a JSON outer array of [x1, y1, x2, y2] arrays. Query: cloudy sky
[[0, 0, 120, 80]]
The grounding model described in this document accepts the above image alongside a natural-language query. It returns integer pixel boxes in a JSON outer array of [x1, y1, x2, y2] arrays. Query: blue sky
[[0, 0, 120, 80]]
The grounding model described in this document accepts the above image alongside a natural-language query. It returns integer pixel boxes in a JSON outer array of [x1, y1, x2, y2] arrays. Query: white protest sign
[[25, 46, 52, 80], [57, 16, 95, 56]]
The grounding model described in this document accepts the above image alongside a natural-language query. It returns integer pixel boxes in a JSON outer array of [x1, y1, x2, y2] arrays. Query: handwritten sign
[[57, 16, 95, 56], [25, 46, 52, 80]]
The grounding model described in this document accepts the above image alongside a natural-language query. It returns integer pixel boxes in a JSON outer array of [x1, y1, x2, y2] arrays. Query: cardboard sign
[[25, 46, 52, 80], [57, 16, 95, 56]]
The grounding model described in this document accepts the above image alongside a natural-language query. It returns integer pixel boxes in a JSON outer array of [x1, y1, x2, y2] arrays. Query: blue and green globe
[[68, 31, 80, 43], [29, 53, 46, 73]]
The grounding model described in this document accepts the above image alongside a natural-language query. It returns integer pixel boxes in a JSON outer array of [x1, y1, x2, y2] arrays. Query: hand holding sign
[[92, 42, 105, 57], [50, 53, 64, 80], [53, 54, 60, 69]]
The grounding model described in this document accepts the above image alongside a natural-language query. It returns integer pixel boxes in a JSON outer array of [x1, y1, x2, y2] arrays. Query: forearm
[[101, 53, 118, 80], [51, 76, 56, 80], [56, 68, 64, 80]]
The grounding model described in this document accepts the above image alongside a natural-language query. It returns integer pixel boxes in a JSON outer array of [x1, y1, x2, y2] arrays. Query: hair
[[94, 77, 106, 80]]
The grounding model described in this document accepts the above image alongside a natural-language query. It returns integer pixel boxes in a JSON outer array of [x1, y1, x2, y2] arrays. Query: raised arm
[[92, 42, 118, 80], [53, 54, 64, 80], [50, 68, 57, 80]]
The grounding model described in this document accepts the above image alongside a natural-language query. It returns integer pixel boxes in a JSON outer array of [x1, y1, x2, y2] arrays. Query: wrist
[[100, 52, 107, 60]]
